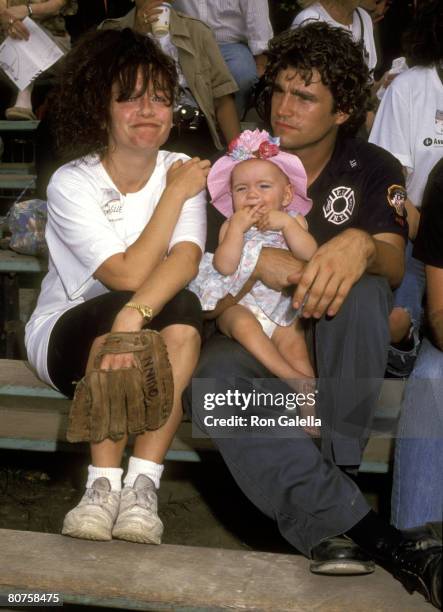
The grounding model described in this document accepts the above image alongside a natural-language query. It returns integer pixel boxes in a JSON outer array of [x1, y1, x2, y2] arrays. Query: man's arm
[[426, 265, 443, 351], [214, 95, 241, 146]]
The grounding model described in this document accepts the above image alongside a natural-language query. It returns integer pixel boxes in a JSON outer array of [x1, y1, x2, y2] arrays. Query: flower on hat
[[228, 130, 281, 162]]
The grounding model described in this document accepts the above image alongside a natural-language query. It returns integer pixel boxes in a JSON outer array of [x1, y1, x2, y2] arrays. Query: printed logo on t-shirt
[[100, 189, 123, 223], [422, 110, 443, 146], [323, 186, 355, 225]]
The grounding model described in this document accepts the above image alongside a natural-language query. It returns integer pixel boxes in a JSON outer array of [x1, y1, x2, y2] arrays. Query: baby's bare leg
[[272, 320, 319, 436], [272, 319, 314, 379], [217, 305, 310, 382]]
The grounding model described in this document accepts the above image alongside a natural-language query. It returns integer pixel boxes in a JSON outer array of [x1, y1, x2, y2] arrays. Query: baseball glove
[[67, 330, 174, 443]]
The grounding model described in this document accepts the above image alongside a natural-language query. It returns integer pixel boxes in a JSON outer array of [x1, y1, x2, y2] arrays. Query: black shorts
[[47, 289, 202, 398]]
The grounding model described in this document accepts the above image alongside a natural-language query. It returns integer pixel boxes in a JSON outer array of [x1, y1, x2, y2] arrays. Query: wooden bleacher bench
[[0, 248, 47, 273], [0, 120, 40, 132], [0, 358, 405, 472], [0, 528, 429, 611]]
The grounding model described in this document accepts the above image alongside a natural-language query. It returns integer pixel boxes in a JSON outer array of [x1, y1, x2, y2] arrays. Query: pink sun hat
[[208, 129, 312, 218]]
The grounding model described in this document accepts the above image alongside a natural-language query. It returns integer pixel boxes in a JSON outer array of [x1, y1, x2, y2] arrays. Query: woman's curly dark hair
[[256, 22, 372, 136], [403, 0, 443, 67], [52, 28, 179, 161]]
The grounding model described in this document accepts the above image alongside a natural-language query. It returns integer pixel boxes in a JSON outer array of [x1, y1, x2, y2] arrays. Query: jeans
[[391, 338, 443, 528], [393, 240, 425, 329], [218, 42, 258, 119]]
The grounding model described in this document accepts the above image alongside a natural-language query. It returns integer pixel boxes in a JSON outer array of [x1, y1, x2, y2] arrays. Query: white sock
[[86, 465, 123, 491], [14, 84, 33, 110], [123, 456, 164, 489]]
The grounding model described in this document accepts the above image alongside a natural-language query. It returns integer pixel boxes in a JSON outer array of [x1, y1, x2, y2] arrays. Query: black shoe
[[310, 535, 376, 575], [377, 527, 442, 609]]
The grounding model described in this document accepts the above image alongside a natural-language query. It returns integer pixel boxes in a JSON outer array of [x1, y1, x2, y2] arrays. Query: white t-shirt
[[369, 66, 443, 207], [291, 3, 377, 73], [25, 151, 207, 386]]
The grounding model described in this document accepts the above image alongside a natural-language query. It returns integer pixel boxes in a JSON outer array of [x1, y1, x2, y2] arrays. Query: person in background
[[173, 0, 273, 119], [100, 0, 241, 158], [292, 1, 377, 77], [0, 0, 77, 119], [391, 157, 443, 530], [369, 0, 443, 377], [65, 0, 133, 43]]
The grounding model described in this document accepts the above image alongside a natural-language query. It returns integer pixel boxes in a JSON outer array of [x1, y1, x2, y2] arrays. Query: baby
[[190, 130, 319, 432]]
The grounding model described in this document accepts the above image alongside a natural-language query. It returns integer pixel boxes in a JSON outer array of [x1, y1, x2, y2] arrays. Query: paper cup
[[151, 3, 171, 38]]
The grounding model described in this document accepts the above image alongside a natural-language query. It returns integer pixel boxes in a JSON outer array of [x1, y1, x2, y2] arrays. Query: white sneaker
[[112, 474, 163, 544], [62, 477, 120, 541]]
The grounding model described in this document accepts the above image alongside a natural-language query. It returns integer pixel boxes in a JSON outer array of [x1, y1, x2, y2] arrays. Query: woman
[[0, 0, 77, 119], [25, 28, 209, 544], [99, 0, 240, 158]]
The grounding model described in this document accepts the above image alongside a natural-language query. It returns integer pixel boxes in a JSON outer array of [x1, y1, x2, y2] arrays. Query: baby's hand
[[256, 210, 290, 232], [231, 205, 264, 233]]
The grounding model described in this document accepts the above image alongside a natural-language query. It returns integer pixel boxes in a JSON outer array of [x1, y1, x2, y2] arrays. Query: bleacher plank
[[0, 359, 403, 469], [0, 249, 47, 273], [0, 174, 36, 189], [0, 120, 40, 131], [0, 529, 429, 611]]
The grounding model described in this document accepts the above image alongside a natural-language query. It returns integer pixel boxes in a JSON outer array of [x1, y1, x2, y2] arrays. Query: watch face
[[142, 306, 153, 320]]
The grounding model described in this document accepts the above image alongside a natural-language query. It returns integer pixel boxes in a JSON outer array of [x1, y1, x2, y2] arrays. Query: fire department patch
[[387, 184, 407, 217]]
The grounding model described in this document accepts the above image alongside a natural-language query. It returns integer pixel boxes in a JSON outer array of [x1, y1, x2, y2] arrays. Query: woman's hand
[[98, 306, 144, 370], [1, 7, 30, 40], [166, 157, 211, 201]]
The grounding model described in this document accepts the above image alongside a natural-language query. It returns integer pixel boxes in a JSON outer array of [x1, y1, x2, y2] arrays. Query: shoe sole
[[112, 521, 163, 545], [310, 560, 376, 575], [62, 523, 112, 541]]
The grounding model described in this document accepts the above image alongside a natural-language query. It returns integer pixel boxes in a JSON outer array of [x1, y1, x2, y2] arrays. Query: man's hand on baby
[[231, 205, 264, 233], [256, 210, 290, 232]]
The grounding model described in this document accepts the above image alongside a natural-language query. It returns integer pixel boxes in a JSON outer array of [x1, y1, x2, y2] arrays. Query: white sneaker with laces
[[62, 477, 120, 541], [112, 474, 163, 544]]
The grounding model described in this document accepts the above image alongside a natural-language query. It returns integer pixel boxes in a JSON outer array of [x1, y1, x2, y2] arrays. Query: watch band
[[27, 3, 33, 17], [124, 301, 154, 322]]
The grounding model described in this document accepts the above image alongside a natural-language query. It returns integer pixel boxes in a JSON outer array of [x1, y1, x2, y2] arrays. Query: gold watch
[[124, 302, 154, 323]]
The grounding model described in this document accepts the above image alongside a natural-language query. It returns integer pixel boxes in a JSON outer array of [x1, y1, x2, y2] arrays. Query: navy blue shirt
[[414, 158, 443, 269], [306, 135, 408, 246], [206, 135, 408, 252]]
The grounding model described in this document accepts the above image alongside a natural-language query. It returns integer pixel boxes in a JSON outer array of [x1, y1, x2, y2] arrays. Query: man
[[185, 23, 441, 608], [173, 0, 273, 117], [391, 158, 443, 530]]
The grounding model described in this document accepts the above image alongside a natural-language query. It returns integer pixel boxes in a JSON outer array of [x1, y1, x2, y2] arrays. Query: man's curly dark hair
[[403, 0, 443, 67], [256, 22, 372, 136], [52, 28, 179, 161]]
